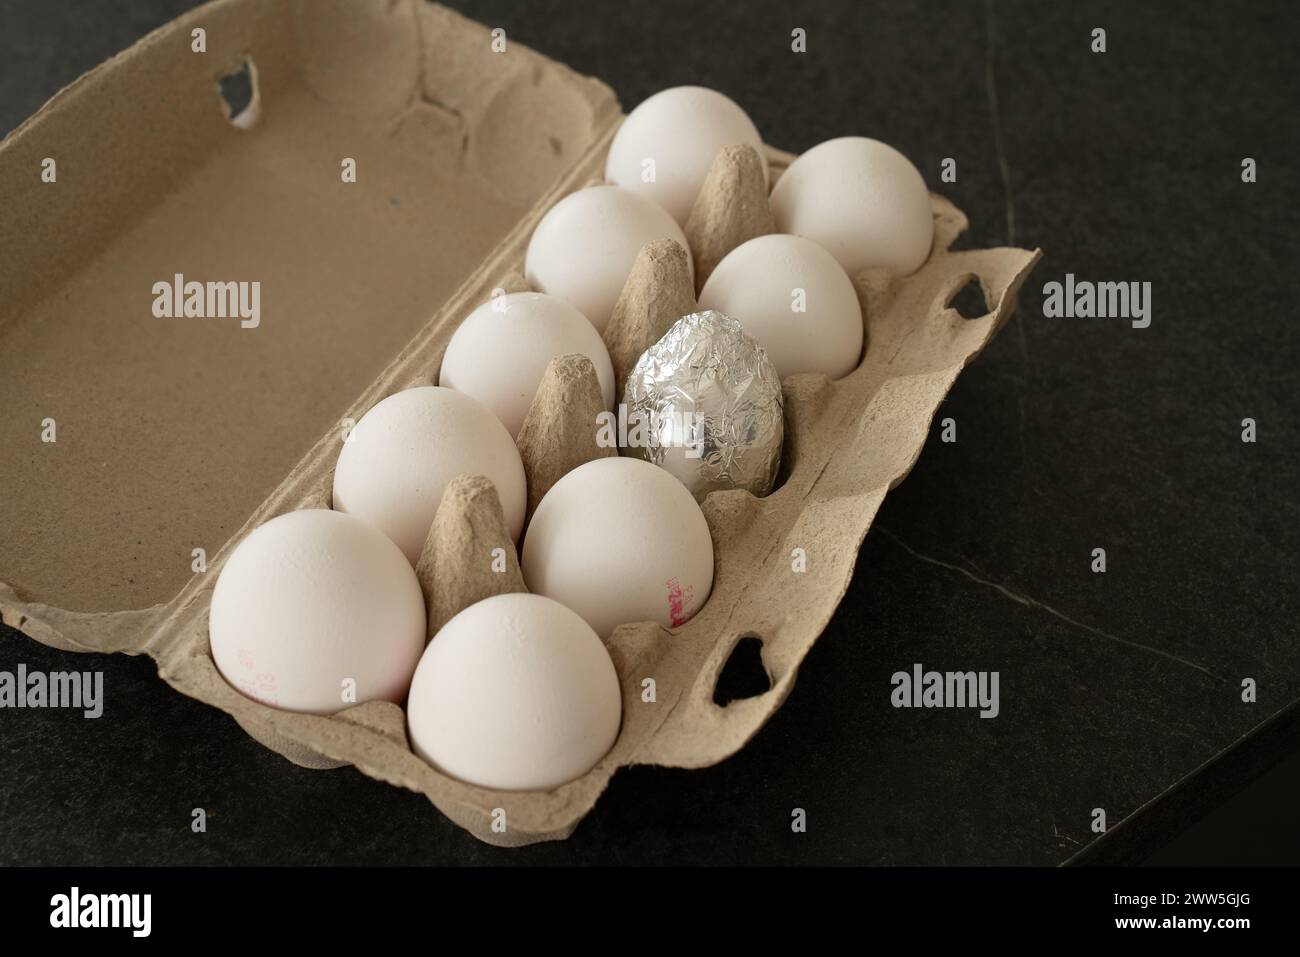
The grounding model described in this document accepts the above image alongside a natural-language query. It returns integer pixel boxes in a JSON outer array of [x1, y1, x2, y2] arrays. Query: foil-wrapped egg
[[622, 309, 783, 501]]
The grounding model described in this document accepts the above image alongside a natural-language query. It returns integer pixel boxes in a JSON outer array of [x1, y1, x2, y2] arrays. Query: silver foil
[[623, 310, 783, 500]]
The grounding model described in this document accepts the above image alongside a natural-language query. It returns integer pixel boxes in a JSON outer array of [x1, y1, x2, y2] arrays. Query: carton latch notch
[[218, 56, 260, 130], [713, 634, 772, 706]]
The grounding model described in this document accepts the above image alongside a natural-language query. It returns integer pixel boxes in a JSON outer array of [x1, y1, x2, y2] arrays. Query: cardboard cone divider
[[603, 238, 697, 400], [685, 143, 776, 291], [0, 0, 1042, 847], [516, 353, 617, 520], [415, 475, 526, 636]]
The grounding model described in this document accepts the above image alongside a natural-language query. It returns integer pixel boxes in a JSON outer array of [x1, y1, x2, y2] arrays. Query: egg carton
[[0, 0, 1041, 847]]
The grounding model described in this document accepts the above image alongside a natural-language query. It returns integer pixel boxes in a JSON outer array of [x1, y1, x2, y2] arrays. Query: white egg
[[524, 185, 693, 334], [332, 386, 526, 563], [605, 85, 768, 225], [698, 233, 863, 380], [439, 291, 616, 438], [522, 456, 713, 639], [407, 593, 622, 791], [209, 509, 426, 715], [769, 136, 935, 277]]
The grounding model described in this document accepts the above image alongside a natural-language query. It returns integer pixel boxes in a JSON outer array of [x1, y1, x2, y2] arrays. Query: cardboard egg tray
[[0, 0, 1041, 846]]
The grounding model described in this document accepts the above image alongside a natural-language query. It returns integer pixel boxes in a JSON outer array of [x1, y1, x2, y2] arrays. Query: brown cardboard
[[415, 474, 525, 635], [603, 238, 697, 400], [516, 354, 615, 520], [0, 0, 1041, 846], [685, 143, 775, 291]]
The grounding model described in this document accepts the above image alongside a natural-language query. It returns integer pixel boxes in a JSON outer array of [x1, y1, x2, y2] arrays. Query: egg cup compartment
[[0, 0, 1041, 847]]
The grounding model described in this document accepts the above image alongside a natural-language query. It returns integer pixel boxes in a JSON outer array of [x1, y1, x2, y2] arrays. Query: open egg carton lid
[[0, 0, 1041, 846]]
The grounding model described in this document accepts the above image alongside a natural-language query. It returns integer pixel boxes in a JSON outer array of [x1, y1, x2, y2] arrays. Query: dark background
[[1, 0, 1296, 865]]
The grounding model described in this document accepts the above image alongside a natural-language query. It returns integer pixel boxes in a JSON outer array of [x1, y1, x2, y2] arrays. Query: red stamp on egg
[[666, 576, 695, 627]]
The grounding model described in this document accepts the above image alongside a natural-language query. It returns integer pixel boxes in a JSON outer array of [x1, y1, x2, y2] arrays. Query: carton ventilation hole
[[713, 635, 771, 706], [218, 57, 260, 130], [946, 276, 990, 320]]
